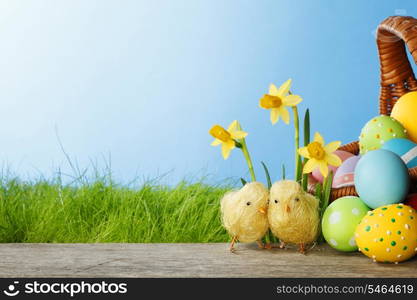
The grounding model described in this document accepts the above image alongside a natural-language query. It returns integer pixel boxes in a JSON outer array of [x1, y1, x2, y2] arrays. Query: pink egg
[[332, 155, 361, 188], [312, 150, 354, 183]]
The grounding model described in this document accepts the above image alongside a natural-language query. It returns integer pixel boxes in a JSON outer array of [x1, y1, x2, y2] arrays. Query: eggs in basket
[[321, 104, 417, 263]]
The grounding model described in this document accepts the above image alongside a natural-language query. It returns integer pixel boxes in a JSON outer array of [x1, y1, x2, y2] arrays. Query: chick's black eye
[[294, 197, 299, 202], [246, 201, 251, 206], [274, 199, 278, 204]]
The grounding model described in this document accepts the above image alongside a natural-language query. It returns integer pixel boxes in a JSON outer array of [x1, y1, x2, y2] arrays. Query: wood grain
[[0, 243, 416, 278]]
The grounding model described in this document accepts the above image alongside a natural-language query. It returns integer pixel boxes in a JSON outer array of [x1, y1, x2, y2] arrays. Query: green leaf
[[301, 166, 309, 192], [270, 230, 278, 244], [281, 164, 286, 180], [320, 171, 334, 217], [315, 172, 334, 244], [261, 161, 272, 189], [315, 182, 322, 202], [264, 230, 271, 244], [240, 178, 247, 186], [303, 108, 310, 146]]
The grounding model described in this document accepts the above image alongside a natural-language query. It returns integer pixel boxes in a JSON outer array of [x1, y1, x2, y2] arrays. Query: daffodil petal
[[231, 130, 248, 140], [279, 106, 290, 124], [269, 84, 279, 96], [314, 132, 325, 146], [221, 140, 235, 159], [221, 145, 232, 159], [324, 141, 341, 154], [298, 146, 310, 159], [318, 161, 329, 178], [303, 159, 318, 174], [277, 78, 292, 96], [270, 108, 280, 124], [211, 139, 222, 146], [326, 153, 342, 167], [227, 120, 239, 132], [283, 94, 302, 107]]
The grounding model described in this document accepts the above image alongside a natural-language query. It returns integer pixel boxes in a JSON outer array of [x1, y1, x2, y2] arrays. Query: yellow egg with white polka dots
[[355, 204, 417, 263]]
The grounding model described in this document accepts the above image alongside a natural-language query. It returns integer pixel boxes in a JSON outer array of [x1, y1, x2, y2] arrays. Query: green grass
[[0, 176, 231, 243]]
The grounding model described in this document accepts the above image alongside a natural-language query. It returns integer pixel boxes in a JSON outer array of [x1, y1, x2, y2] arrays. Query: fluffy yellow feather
[[220, 182, 269, 251], [268, 180, 319, 253]]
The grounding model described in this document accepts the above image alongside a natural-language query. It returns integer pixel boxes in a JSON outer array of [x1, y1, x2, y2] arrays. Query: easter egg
[[354, 149, 409, 209], [332, 156, 361, 188], [355, 204, 417, 263], [359, 115, 407, 155], [381, 138, 417, 168], [322, 196, 370, 252], [312, 150, 354, 183], [391, 91, 417, 143], [405, 194, 417, 211]]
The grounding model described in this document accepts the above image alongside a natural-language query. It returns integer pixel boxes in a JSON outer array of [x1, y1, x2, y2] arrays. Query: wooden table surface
[[0, 243, 416, 278]]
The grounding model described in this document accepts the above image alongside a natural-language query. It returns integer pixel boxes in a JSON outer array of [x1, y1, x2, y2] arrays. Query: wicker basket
[[310, 16, 417, 200]]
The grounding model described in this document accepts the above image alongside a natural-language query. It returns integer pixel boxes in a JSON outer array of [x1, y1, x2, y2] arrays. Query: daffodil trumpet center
[[209, 125, 231, 142], [260, 94, 282, 109], [307, 141, 325, 160]]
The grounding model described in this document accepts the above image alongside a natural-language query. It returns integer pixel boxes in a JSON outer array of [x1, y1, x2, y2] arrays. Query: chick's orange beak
[[286, 205, 291, 213], [258, 207, 267, 214]]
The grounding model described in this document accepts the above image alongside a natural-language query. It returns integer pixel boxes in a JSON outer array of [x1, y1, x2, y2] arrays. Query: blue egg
[[354, 149, 409, 209], [381, 138, 417, 168]]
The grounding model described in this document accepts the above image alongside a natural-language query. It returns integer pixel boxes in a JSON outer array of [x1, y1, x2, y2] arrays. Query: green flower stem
[[240, 141, 256, 182], [302, 109, 310, 191], [235, 122, 256, 182], [302, 160, 309, 192], [292, 106, 302, 182]]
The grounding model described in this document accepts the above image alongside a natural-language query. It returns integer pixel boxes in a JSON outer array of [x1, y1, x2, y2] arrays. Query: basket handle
[[377, 16, 417, 115]]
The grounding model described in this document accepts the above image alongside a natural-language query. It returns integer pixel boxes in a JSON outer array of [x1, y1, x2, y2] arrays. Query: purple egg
[[332, 155, 361, 188]]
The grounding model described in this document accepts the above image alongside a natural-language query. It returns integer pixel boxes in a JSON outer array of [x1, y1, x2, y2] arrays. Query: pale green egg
[[322, 196, 370, 252], [359, 115, 408, 155]]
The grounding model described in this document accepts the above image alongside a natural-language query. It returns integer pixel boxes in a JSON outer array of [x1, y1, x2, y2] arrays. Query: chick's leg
[[278, 241, 286, 249], [229, 236, 237, 252], [298, 243, 306, 254], [256, 240, 265, 249]]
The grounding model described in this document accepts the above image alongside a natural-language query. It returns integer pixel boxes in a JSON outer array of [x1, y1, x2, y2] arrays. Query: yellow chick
[[220, 182, 269, 252], [268, 180, 319, 253]]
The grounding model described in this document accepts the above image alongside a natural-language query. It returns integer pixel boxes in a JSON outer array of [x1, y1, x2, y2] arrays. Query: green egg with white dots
[[359, 115, 408, 155], [322, 196, 371, 252]]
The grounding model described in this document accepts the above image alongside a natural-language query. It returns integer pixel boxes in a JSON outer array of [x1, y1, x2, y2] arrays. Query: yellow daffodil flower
[[259, 79, 302, 124], [297, 132, 342, 178], [209, 120, 248, 159]]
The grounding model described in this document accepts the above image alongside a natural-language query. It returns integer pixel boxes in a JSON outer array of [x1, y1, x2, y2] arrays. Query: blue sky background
[[0, 0, 416, 185]]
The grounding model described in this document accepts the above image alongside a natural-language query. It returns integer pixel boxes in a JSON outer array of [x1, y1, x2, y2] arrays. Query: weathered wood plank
[[0, 243, 416, 278]]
